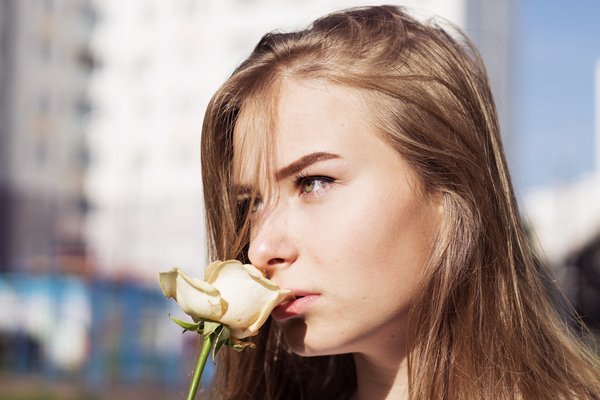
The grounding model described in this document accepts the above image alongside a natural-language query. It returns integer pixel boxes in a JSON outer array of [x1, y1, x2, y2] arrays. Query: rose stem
[[187, 332, 215, 400]]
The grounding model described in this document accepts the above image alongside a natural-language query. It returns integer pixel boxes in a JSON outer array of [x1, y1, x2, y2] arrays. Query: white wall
[[84, 0, 468, 283]]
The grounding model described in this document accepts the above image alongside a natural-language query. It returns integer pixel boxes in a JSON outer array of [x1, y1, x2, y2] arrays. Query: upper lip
[[287, 290, 319, 299]]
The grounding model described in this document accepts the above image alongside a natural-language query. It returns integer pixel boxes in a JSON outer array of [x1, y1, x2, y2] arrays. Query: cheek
[[294, 191, 377, 261], [294, 186, 435, 292]]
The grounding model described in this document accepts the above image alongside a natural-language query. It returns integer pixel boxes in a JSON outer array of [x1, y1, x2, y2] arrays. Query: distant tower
[[0, 1, 93, 273], [467, 0, 515, 162]]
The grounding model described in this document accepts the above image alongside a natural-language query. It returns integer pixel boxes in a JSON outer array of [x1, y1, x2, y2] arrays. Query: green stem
[[187, 333, 215, 400]]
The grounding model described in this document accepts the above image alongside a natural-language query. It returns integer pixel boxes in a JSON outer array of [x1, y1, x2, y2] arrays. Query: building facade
[[523, 59, 600, 269], [0, 0, 94, 273], [83, 0, 513, 283]]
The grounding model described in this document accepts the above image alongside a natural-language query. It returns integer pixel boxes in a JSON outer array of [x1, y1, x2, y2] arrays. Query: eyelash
[[293, 172, 335, 197], [237, 195, 262, 215], [236, 174, 335, 215]]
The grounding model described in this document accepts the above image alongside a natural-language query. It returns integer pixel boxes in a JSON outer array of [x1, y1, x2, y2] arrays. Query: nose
[[247, 206, 297, 278]]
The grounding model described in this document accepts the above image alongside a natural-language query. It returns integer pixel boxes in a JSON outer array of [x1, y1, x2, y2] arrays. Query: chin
[[277, 318, 346, 357], [277, 318, 309, 354]]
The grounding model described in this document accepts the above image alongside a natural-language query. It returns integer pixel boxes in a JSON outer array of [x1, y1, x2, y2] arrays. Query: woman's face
[[233, 79, 442, 358]]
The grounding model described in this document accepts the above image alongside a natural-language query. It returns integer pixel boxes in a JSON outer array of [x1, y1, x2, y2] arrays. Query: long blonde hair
[[201, 6, 600, 399]]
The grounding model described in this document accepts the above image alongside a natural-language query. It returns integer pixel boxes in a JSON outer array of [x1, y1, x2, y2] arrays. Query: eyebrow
[[276, 152, 341, 181], [233, 152, 342, 195]]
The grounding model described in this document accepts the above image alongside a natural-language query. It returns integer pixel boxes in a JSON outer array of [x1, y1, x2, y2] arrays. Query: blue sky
[[513, 0, 600, 192]]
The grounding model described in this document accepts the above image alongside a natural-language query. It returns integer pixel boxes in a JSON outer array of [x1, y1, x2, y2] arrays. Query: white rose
[[159, 260, 294, 339]]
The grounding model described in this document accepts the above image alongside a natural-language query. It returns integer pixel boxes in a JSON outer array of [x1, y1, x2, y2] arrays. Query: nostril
[[268, 258, 285, 265]]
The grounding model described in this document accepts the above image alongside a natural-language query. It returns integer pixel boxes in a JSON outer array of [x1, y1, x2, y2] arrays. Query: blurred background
[[0, 0, 599, 398]]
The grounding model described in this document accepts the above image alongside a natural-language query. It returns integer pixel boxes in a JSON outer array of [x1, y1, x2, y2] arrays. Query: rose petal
[[204, 260, 221, 281], [160, 262, 294, 340], [207, 261, 293, 338], [246, 287, 294, 333], [242, 263, 267, 278], [158, 268, 224, 322]]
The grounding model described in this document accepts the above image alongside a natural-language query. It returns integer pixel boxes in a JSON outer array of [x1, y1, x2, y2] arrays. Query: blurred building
[[524, 59, 600, 265], [84, 0, 209, 283], [83, 0, 514, 284], [523, 59, 600, 323], [467, 0, 515, 157], [597, 58, 600, 173], [0, 0, 95, 274]]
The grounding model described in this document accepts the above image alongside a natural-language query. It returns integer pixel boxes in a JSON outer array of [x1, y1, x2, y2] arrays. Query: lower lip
[[271, 295, 320, 321]]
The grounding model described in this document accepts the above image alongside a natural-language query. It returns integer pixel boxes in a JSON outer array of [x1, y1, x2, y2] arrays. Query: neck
[[351, 342, 408, 400]]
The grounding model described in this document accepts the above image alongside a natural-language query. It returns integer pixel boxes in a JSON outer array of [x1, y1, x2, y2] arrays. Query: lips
[[271, 293, 319, 321]]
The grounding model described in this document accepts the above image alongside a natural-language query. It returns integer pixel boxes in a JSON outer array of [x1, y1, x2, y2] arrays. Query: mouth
[[271, 293, 320, 321]]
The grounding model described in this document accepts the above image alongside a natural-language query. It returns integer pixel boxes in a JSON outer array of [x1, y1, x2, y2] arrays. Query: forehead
[[232, 78, 369, 185]]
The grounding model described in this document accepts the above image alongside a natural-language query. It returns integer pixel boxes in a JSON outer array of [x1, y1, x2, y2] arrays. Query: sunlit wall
[[82, 0, 490, 285]]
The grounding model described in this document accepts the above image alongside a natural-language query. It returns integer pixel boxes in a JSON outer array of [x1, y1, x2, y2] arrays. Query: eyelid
[[236, 193, 263, 214], [236, 193, 249, 202], [236, 189, 261, 201], [294, 173, 336, 197]]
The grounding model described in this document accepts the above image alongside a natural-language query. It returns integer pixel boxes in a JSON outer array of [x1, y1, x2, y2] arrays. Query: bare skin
[[233, 78, 442, 400], [350, 350, 409, 400]]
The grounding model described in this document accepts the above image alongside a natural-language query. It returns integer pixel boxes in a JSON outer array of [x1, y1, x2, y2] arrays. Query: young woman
[[200, 5, 600, 400]]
